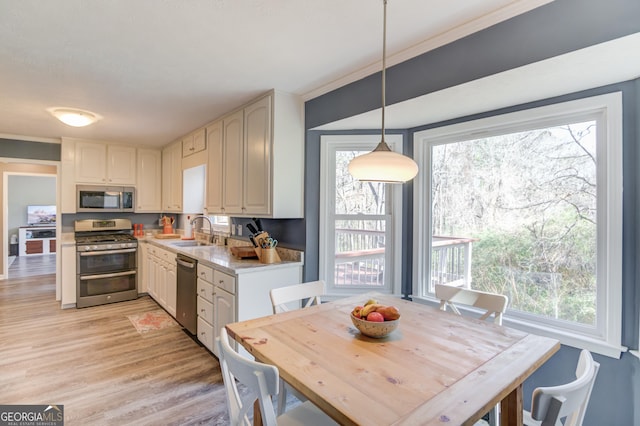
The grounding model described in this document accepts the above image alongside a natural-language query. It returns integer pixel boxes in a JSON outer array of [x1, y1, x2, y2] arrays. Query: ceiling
[[0, 0, 550, 148]]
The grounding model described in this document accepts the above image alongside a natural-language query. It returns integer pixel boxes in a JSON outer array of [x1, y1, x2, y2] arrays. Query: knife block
[[253, 231, 281, 263], [257, 247, 279, 264]]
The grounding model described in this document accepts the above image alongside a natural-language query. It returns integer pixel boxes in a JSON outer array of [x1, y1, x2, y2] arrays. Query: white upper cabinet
[[182, 128, 206, 157], [206, 120, 223, 213], [243, 96, 271, 215], [136, 148, 162, 212], [222, 109, 244, 215], [75, 141, 136, 185], [162, 141, 183, 212], [205, 90, 304, 218]]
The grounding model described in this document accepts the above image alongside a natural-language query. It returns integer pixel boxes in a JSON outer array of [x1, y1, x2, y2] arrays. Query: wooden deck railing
[[334, 229, 476, 289]]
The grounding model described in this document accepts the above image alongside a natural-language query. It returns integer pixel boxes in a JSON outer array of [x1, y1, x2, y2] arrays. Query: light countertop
[[141, 237, 303, 275]]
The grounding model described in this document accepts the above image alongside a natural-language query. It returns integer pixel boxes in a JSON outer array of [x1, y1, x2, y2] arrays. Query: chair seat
[[278, 401, 338, 425]]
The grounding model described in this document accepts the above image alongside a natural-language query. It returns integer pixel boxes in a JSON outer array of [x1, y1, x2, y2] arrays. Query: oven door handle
[[80, 270, 137, 280], [79, 248, 137, 256]]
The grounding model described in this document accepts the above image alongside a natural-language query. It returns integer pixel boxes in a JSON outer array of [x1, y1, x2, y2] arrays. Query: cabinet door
[[222, 110, 244, 215], [193, 128, 206, 152], [166, 263, 177, 317], [107, 146, 136, 184], [162, 142, 183, 211], [61, 244, 77, 306], [136, 149, 162, 212], [206, 121, 223, 213], [213, 287, 236, 353], [243, 96, 271, 215], [75, 142, 107, 183]]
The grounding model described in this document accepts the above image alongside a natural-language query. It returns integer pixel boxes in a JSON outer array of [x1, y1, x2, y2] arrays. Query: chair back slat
[[270, 280, 326, 313], [531, 349, 600, 426], [217, 328, 279, 426], [435, 284, 508, 325]]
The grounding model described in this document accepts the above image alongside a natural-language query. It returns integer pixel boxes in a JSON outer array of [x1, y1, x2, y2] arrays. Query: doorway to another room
[[6, 174, 57, 279]]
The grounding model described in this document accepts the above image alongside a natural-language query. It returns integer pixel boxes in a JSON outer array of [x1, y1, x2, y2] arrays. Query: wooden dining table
[[225, 292, 560, 426]]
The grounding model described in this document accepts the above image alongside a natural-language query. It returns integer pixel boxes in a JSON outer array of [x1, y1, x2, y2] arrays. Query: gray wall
[[304, 0, 640, 424], [8, 175, 56, 245]]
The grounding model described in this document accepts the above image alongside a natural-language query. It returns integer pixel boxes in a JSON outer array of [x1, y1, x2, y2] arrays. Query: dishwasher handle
[[176, 257, 196, 269]]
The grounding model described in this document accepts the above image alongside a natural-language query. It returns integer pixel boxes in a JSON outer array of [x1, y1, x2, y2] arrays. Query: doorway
[[2, 165, 59, 281]]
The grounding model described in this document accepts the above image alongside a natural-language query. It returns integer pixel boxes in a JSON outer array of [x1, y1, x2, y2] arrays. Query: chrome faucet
[[190, 215, 214, 244]]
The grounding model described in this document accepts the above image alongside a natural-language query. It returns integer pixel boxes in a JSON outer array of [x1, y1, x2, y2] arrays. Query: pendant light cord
[[376, 0, 391, 152]]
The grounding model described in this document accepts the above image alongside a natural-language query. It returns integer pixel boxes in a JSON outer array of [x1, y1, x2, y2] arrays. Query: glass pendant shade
[[347, 0, 418, 183], [348, 141, 419, 183]]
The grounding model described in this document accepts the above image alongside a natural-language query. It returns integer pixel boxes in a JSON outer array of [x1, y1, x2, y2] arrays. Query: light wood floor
[[8, 253, 56, 278], [0, 274, 232, 425]]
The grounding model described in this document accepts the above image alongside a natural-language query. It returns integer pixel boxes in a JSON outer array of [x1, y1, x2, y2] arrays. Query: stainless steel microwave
[[77, 185, 135, 212]]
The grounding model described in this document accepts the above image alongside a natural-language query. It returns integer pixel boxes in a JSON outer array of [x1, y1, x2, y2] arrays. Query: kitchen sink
[[170, 240, 210, 247]]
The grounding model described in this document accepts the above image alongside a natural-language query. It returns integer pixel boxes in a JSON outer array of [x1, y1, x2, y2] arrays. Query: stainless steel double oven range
[[75, 219, 138, 308]]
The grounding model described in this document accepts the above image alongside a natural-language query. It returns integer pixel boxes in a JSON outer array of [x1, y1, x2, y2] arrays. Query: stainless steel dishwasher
[[176, 254, 197, 335]]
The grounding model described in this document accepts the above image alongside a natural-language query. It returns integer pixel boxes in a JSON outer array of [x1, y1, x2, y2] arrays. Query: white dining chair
[[217, 328, 337, 426], [269, 280, 326, 415], [435, 284, 508, 325], [436, 284, 508, 426], [524, 349, 600, 426], [270, 280, 325, 313]]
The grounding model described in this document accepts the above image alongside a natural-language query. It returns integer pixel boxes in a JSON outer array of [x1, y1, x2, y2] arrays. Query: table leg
[[500, 384, 523, 425], [253, 400, 263, 426]]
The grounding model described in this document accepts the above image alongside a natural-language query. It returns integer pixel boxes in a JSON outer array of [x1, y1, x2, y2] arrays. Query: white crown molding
[[301, 0, 554, 101], [0, 133, 61, 144]]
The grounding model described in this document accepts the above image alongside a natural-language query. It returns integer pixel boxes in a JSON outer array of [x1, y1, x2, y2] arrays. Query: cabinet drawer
[[197, 316, 214, 352], [213, 270, 236, 294], [197, 296, 213, 323], [197, 263, 214, 283], [197, 278, 214, 303], [159, 248, 174, 262]]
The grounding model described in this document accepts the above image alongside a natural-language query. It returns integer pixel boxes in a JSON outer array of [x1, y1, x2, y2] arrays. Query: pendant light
[[348, 0, 418, 183]]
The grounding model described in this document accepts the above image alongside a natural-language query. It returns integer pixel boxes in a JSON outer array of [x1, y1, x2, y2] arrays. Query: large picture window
[[320, 135, 403, 297], [413, 93, 624, 357]]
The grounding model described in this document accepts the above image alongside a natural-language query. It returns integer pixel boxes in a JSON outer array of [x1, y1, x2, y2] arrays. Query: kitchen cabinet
[[205, 120, 223, 213], [207, 90, 304, 218], [221, 110, 244, 214], [196, 263, 236, 357], [137, 241, 148, 294], [162, 141, 183, 212], [146, 244, 177, 317], [182, 128, 206, 157], [60, 242, 76, 308], [75, 141, 136, 185], [136, 148, 162, 212]]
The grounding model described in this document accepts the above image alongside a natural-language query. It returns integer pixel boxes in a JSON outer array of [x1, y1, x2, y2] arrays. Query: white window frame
[[412, 92, 625, 358], [319, 134, 403, 298]]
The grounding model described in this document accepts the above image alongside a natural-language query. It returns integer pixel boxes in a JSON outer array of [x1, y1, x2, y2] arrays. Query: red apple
[[367, 312, 384, 322], [352, 306, 364, 319]]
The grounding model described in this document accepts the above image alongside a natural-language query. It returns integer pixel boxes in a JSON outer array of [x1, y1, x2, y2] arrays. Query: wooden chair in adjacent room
[[269, 280, 326, 414], [435, 284, 509, 426], [524, 349, 600, 426], [217, 328, 337, 426]]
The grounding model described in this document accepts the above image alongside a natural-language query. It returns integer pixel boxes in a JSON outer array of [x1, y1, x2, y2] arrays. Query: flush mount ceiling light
[[348, 0, 419, 183], [47, 107, 102, 127]]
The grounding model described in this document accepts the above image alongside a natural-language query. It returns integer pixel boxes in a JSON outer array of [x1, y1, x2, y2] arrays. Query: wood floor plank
[[0, 273, 233, 425]]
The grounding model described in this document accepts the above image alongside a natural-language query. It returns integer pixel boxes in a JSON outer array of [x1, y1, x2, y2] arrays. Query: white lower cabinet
[[195, 261, 302, 358], [197, 264, 236, 357], [145, 244, 177, 317]]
